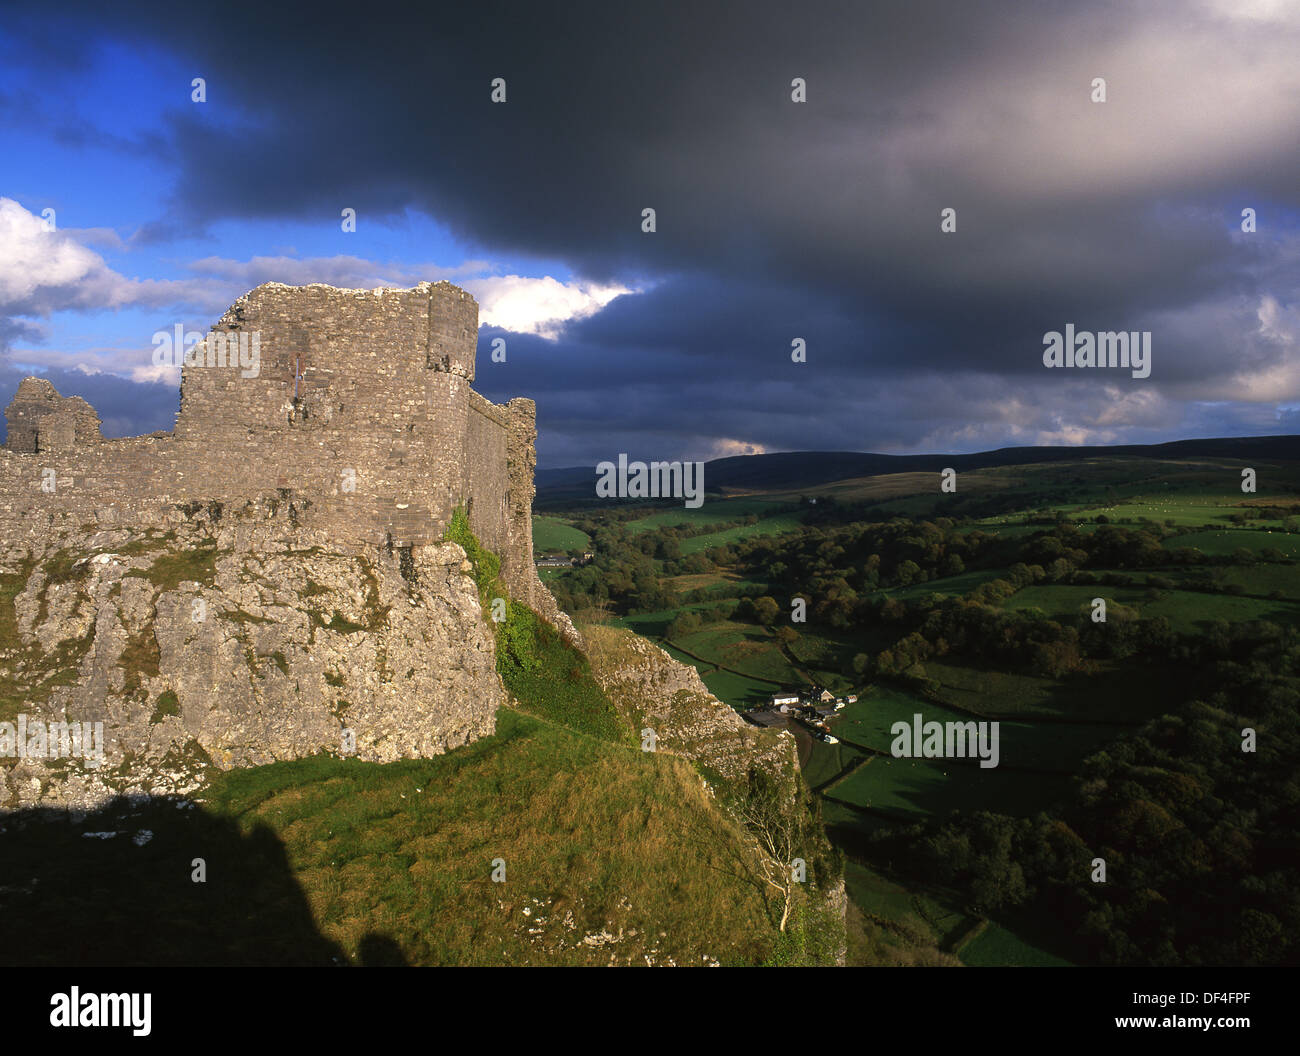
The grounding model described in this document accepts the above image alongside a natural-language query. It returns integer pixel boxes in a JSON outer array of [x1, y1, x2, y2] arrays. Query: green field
[[828, 753, 1074, 819], [801, 738, 863, 791], [532, 515, 591, 553], [826, 685, 1125, 773], [958, 921, 1073, 967], [702, 668, 783, 707], [842, 857, 1073, 966], [615, 602, 720, 639], [1003, 584, 1146, 619], [844, 860, 973, 951], [678, 513, 806, 555], [845, 860, 939, 925], [829, 685, 968, 752], [886, 568, 1006, 601], [1197, 563, 1300, 598], [869, 494, 953, 517], [625, 498, 788, 531], [1165, 528, 1300, 557], [1004, 583, 1300, 631], [924, 659, 1178, 722], [676, 622, 796, 683], [1077, 493, 1274, 527], [1088, 564, 1300, 598]]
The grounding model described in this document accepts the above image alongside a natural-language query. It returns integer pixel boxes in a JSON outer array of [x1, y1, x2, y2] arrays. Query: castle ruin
[[0, 281, 555, 619], [0, 281, 578, 810]]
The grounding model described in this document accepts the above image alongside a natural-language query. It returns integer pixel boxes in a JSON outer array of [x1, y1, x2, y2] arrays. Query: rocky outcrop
[[581, 625, 795, 780], [582, 624, 846, 962], [0, 497, 503, 811]]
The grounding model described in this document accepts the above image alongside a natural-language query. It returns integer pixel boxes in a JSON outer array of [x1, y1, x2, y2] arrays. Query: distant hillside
[[537, 435, 1300, 505]]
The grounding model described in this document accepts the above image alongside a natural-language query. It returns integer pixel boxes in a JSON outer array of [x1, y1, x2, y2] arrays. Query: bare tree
[[734, 768, 803, 932]]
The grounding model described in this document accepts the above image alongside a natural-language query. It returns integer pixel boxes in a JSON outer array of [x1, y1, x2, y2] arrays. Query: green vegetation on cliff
[[445, 506, 629, 744]]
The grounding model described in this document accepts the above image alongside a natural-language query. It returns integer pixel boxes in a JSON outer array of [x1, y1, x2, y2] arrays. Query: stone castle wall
[[0, 281, 553, 611]]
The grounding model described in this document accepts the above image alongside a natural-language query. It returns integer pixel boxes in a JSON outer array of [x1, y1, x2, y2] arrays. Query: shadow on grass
[[0, 794, 398, 966]]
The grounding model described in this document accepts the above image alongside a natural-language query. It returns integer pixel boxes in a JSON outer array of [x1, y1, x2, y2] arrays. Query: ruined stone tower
[[4, 376, 103, 454]]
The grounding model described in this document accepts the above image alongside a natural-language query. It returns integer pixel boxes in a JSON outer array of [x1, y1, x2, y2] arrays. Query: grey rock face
[[582, 626, 796, 780], [0, 498, 504, 811]]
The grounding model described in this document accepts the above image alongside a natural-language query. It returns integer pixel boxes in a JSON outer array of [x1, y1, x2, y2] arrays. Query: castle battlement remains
[[0, 281, 550, 612]]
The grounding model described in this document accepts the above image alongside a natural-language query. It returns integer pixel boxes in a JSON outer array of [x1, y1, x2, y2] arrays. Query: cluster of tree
[[1066, 565, 1294, 601], [674, 580, 768, 608], [1016, 523, 1167, 570], [664, 604, 734, 639], [1012, 521, 1299, 572], [546, 516, 769, 615], [1225, 505, 1299, 525], [868, 621, 1300, 965], [733, 595, 782, 625], [714, 516, 1297, 642], [863, 597, 1100, 679], [725, 518, 1010, 624], [544, 523, 678, 615], [866, 590, 1296, 679]]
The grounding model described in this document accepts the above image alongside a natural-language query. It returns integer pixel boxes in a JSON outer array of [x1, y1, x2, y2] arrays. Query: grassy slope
[[0, 709, 784, 966]]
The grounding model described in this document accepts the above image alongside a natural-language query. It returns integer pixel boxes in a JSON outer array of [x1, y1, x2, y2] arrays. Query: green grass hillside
[[0, 708, 793, 966]]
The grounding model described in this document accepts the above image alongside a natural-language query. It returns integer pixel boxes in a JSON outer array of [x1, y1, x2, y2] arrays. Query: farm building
[[744, 710, 788, 729]]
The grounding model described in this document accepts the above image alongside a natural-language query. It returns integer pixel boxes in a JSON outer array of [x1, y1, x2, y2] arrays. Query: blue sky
[[2, 1, 1299, 465]]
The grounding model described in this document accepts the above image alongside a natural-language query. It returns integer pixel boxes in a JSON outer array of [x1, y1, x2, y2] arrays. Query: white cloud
[[1202, 0, 1298, 23], [705, 437, 768, 459], [462, 275, 634, 339], [0, 198, 223, 318], [0, 197, 129, 313]]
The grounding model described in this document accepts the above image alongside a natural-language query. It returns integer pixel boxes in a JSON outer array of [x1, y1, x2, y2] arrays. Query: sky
[[1, 0, 1298, 467]]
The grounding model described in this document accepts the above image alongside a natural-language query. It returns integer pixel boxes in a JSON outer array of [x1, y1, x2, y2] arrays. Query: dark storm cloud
[[6, 0, 1300, 462]]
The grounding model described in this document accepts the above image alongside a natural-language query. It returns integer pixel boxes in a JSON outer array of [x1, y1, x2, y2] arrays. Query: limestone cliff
[[581, 624, 796, 779], [0, 498, 503, 810]]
